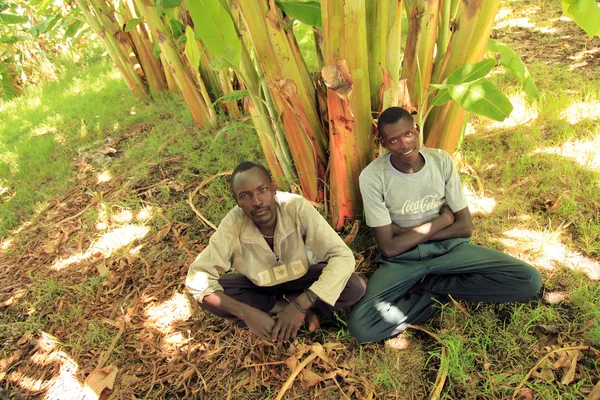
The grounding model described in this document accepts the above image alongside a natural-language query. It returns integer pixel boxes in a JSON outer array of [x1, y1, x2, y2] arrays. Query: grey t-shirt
[[359, 147, 468, 228]]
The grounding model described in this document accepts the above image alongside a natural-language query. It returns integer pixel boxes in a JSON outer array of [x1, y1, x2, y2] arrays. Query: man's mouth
[[253, 207, 269, 216], [401, 149, 414, 156]]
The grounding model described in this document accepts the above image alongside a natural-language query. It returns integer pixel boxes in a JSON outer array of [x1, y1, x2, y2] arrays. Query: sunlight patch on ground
[[544, 291, 568, 304], [559, 101, 600, 125], [144, 292, 193, 335], [96, 170, 111, 183], [495, 16, 536, 30], [136, 206, 153, 222], [486, 94, 538, 130], [51, 224, 149, 271], [0, 151, 19, 173], [110, 209, 133, 224], [501, 228, 600, 280], [464, 185, 497, 215], [1, 238, 13, 250], [532, 135, 600, 172], [7, 332, 87, 399], [0, 96, 41, 116]]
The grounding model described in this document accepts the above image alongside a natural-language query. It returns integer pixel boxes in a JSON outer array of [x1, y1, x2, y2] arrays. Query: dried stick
[[275, 352, 318, 400], [186, 170, 232, 231], [96, 317, 126, 370], [408, 325, 449, 400], [512, 345, 600, 399]]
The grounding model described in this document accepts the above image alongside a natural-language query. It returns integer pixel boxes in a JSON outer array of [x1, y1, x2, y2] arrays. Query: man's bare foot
[[384, 332, 410, 350], [306, 309, 320, 332]]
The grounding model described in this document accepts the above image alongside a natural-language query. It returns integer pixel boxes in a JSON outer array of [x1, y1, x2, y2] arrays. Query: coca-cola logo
[[401, 194, 442, 215]]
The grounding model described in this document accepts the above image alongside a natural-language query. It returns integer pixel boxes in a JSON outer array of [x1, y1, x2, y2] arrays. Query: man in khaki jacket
[[186, 161, 366, 343]]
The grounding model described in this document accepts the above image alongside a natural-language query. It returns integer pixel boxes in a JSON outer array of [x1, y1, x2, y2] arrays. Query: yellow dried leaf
[[560, 352, 579, 385], [42, 237, 61, 254], [300, 369, 322, 387], [588, 380, 600, 400], [153, 224, 171, 243], [532, 367, 555, 382], [83, 365, 118, 399]]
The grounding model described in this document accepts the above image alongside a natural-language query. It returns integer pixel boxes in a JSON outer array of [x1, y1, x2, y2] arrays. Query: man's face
[[380, 118, 421, 165], [232, 167, 277, 226]]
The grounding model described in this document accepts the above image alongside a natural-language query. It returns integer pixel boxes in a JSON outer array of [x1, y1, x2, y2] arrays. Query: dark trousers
[[200, 263, 367, 327], [348, 238, 542, 343]]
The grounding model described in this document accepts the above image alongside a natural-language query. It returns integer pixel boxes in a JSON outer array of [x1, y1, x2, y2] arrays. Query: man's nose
[[251, 193, 262, 206]]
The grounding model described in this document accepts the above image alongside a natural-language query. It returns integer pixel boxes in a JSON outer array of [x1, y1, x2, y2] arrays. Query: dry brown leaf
[[560, 351, 579, 385], [515, 387, 535, 400], [588, 380, 600, 400], [532, 367, 555, 382], [96, 262, 110, 278], [552, 352, 571, 369], [300, 369, 322, 387], [42, 237, 62, 254], [285, 353, 299, 371], [311, 343, 332, 365], [321, 60, 353, 99], [83, 364, 118, 399], [153, 224, 171, 243]]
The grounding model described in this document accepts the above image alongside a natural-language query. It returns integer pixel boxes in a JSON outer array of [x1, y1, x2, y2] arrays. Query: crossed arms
[[372, 206, 473, 258]]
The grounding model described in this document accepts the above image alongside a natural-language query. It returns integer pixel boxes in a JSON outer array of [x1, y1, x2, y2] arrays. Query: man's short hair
[[230, 161, 272, 192], [377, 107, 414, 137]]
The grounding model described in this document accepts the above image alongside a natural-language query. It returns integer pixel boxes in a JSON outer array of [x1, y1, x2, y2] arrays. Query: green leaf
[[522, 76, 540, 100], [212, 90, 249, 106], [0, 13, 27, 24], [0, 73, 15, 100], [275, 1, 322, 28], [168, 17, 184, 39], [448, 78, 513, 121], [446, 59, 496, 85], [163, 0, 182, 8], [64, 20, 84, 38], [0, 35, 18, 44], [0, 63, 7, 73], [487, 38, 540, 100], [36, 0, 54, 14], [152, 41, 161, 58], [430, 88, 452, 107], [562, 0, 600, 37], [124, 18, 143, 32], [31, 14, 60, 37], [185, 26, 200, 70], [188, 0, 241, 70]]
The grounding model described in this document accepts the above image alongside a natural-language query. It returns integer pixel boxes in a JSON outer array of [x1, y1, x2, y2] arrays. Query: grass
[[0, 53, 142, 237], [0, 0, 599, 398]]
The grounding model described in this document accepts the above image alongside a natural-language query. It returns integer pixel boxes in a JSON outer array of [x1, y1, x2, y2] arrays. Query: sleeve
[[443, 152, 469, 213], [359, 170, 392, 228], [185, 220, 235, 303], [296, 198, 356, 306]]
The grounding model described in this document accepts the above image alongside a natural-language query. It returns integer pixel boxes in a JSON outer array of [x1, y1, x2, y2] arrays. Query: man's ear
[[415, 124, 420, 134], [271, 179, 277, 192]]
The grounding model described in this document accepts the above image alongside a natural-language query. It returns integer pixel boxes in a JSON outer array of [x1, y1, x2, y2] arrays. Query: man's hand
[[271, 302, 306, 342], [241, 307, 276, 341], [439, 205, 455, 226]]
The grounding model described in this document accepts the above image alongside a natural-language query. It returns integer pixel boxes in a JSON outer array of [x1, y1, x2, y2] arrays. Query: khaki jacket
[[185, 192, 355, 306]]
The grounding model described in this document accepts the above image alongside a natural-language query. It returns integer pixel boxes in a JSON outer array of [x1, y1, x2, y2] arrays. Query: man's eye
[[260, 187, 268, 192], [240, 194, 248, 199], [389, 139, 397, 144]]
